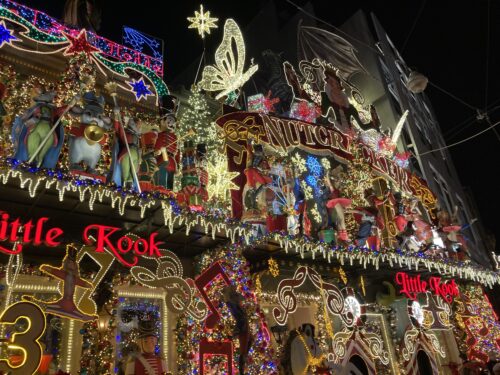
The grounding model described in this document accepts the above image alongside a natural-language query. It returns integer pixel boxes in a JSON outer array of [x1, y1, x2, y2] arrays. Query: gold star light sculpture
[[207, 154, 239, 201], [187, 4, 218, 39]]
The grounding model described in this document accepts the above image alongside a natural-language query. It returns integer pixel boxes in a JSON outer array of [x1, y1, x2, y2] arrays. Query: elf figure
[[351, 188, 385, 249], [325, 165, 352, 243]]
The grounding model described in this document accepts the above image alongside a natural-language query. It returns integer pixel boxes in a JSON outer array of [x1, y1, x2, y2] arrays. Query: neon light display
[[0, 211, 163, 267], [0, 0, 163, 76], [0, 19, 16, 46], [395, 272, 459, 303], [123, 26, 162, 59], [127, 77, 153, 101]]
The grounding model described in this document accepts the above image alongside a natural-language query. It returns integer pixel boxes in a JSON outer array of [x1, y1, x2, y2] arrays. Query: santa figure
[[124, 320, 167, 375]]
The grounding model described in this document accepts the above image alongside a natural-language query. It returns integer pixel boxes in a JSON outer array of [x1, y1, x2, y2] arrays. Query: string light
[[206, 154, 239, 202], [198, 19, 258, 99], [365, 313, 400, 375], [0, 0, 162, 73]]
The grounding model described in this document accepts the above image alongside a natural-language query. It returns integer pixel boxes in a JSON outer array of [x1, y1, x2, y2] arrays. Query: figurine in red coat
[[154, 96, 178, 190], [124, 320, 167, 375]]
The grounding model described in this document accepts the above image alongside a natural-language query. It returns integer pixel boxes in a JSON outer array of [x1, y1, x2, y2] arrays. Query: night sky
[[18, 0, 500, 252]]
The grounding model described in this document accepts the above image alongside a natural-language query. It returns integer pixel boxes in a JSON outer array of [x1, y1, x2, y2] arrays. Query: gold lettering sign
[[216, 111, 435, 203]]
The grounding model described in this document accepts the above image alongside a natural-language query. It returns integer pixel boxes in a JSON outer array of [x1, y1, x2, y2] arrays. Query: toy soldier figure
[[124, 320, 167, 375], [154, 95, 179, 190], [138, 120, 159, 190]]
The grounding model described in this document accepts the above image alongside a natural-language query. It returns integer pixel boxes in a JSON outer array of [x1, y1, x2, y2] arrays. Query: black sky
[[18, 0, 500, 252]]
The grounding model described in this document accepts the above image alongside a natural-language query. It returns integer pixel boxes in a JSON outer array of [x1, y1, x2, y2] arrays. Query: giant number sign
[[0, 302, 46, 374]]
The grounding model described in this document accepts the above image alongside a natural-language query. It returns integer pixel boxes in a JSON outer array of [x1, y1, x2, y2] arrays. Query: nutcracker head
[[138, 319, 158, 354], [160, 114, 176, 132], [159, 95, 179, 116], [196, 143, 207, 160], [159, 94, 178, 131], [122, 110, 140, 133]]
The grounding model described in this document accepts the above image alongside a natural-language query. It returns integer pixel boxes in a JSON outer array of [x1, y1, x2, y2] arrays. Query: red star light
[[63, 29, 99, 56]]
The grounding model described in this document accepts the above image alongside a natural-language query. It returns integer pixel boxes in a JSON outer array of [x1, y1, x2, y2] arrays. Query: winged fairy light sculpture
[[198, 18, 258, 100]]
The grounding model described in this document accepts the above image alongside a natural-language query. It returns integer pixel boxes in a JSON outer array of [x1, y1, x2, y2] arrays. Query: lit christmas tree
[[177, 85, 219, 154], [79, 319, 115, 375]]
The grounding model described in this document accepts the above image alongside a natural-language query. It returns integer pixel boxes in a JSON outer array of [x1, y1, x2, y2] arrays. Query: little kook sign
[[0, 211, 163, 267], [395, 272, 459, 304]]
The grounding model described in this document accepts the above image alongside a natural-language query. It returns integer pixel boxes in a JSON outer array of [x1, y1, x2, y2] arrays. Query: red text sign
[[0, 211, 63, 254], [0, 211, 163, 267], [83, 224, 163, 267], [395, 272, 459, 303]]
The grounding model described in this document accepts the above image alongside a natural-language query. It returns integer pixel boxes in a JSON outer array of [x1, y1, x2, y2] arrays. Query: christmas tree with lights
[[177, 85, 219, 153]]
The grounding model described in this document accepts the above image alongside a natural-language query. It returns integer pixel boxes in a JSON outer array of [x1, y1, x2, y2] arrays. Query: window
[[430, 165, 454, 213]]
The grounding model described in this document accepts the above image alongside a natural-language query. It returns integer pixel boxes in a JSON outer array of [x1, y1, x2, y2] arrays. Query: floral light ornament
[[187, 4, 218, 39]]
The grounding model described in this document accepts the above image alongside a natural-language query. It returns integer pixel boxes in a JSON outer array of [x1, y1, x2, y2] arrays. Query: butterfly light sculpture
[[198, 19, 258, 100]]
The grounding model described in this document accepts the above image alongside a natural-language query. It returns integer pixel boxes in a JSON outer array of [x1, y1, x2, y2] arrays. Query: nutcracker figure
[[138, 121, 159, 190], [124, 320, 167, 375], [154, 95, 179, 190]]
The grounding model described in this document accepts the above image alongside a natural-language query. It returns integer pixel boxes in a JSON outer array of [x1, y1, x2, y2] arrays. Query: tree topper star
[[63, 29, 99, 56], [127, 78, 153, 101], [187, 4, 218, 39], [0, 20, 18, 47]]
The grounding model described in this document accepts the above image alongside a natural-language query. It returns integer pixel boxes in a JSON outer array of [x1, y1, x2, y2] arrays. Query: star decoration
[[338, 266, 348, 285], [127, 78, 153, 101], [0, 20, 17, 47], [206, 155, 239, 201], [63, 29, 99, 56], [187, 4, 218, 39], [268, 258, 279, 277]]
